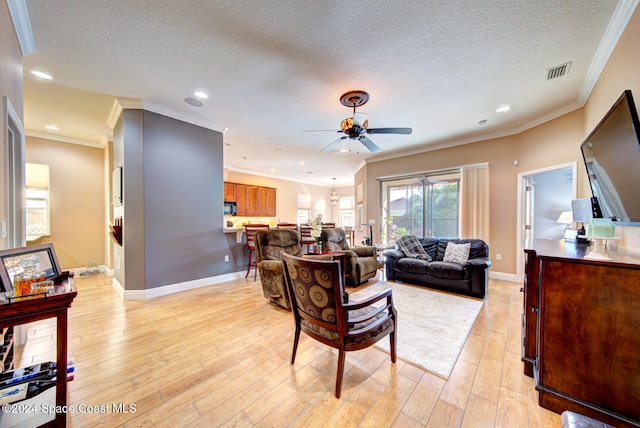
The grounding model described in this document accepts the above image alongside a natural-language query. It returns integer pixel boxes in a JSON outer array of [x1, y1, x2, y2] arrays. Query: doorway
[[516, 162, 577, 281], [2, 95, 26, 249]]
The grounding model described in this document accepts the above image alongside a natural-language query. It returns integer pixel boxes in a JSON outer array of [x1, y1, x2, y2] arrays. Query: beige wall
[[583, 4, 640, 258], [225, 170, 354, 226], [365, 109, 585, 275], [25, 136, 106, 269], [364, 5, 640, 274]]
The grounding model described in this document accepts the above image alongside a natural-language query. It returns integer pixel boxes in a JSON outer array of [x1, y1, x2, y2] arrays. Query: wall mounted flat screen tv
[[580, 90, 640, 223]]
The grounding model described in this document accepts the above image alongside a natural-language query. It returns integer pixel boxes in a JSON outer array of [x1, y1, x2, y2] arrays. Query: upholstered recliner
[[255, 229, 331, 309], [321, 228, 378, 287]]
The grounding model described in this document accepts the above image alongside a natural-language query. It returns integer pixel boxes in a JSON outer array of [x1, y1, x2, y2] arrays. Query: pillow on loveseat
[[397, 235, 432, 261], [443, 242, 471, 266]]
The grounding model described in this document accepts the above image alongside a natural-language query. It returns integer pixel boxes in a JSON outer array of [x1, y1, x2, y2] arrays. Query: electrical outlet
[[224, 255, 230, 262], [496, 254, 502, 261]]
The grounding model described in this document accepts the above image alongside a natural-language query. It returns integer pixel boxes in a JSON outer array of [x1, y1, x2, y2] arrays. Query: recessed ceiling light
[[276, 149, 284, 153], [298, 161, 305, 166], [496, 105, 511, 113], [184, 97, 204, 107], [30, 70, 53, 80], [339, 148, 348, 153], [45, 124, 59, 131], [194, 91, 208, 99], [269, 168, 276, 173]]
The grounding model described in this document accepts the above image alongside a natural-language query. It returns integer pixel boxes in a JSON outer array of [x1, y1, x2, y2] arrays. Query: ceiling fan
[[314, 90, 412, 153]]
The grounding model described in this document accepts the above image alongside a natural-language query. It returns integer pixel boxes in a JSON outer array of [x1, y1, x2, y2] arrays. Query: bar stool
[[245, 224, 270, 280], [276, 223, 298, 230], [343, 226, 354, 246], [299, 224, 315, 254]]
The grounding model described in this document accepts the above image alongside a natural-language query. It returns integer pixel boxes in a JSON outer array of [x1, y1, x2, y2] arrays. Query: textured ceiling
[[21, 0, 637, 187]]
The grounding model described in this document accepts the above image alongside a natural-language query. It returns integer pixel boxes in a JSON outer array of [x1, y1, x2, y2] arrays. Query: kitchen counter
[[223, 227, 245, 243]]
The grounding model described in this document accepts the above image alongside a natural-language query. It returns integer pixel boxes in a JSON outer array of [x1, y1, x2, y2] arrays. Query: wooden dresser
[[523, 239, 640, 428]]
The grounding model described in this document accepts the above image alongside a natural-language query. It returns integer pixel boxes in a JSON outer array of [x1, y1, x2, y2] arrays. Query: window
[[380, 170, 461, 243], [339, 196, 354, 227], [297, 209, 310, 225], [297, 193, 311, 224], [25, 163, 51, 236]]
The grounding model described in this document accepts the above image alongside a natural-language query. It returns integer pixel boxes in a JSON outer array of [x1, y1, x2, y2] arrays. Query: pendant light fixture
[[328, 178, 340, 206]]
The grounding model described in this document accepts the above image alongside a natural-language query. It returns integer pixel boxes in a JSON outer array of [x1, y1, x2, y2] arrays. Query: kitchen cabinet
[[257, 187, 276, 216], [224, 182, 237, 202], [226, 182, 276, 217]]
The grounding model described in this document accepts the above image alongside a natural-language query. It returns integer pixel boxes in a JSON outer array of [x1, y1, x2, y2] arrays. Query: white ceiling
[[20, 0, 637, 187]]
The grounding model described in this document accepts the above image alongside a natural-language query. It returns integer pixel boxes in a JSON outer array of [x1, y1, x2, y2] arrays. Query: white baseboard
[[112, 271, 248, 300], [489, 271, 520, 283]]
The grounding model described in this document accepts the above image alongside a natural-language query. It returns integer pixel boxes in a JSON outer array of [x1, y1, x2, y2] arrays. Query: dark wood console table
[[523, 239, 640, 427], [0, 278, 77, 428]]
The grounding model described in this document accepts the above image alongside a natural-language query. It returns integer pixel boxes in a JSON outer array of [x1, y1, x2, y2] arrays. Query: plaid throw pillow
[[397, 235, 432, 261]]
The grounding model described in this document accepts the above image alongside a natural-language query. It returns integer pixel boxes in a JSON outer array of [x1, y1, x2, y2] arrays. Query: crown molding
[[226, 166, 354, 187], [107, 97, 227, 133], [25, 130, 107, 149], [6, 0, 36, 56], [578, 0, 640, 103]]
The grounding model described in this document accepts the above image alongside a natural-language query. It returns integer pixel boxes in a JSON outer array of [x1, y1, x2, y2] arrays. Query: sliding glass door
[[381, 170, 460, 243]]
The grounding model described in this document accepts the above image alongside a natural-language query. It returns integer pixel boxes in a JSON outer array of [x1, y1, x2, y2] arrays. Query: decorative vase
[[13, 255, 46, 297]]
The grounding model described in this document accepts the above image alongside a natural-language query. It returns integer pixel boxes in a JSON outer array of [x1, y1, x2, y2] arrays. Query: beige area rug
[[350, 281, 483, 380]]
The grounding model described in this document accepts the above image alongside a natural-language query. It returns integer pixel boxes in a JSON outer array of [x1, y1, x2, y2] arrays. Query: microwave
[[224, 202, 237, 215]]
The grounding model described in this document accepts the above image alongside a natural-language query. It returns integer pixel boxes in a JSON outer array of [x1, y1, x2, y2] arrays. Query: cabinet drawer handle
[[520, 287, 524, 292], [532, 307, 538, 313]]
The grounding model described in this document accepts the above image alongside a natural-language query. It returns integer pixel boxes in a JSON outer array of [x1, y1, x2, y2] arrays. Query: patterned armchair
[[321, 228, 378, 286], [281, 253, 397, 398], [254, 229, 331, 309]]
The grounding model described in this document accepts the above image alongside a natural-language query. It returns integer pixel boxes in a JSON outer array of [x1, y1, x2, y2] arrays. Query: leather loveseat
[[383, 238, 491, 299]]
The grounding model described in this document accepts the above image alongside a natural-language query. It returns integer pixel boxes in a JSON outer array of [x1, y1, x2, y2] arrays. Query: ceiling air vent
[[546, 62, 572, 80]]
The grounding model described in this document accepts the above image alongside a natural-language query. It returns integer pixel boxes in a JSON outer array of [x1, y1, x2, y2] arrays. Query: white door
[[516, 162, 577, 281]]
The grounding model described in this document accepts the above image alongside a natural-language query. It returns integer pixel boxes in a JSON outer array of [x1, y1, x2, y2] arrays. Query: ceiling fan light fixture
[[340, 117, 369, 131]]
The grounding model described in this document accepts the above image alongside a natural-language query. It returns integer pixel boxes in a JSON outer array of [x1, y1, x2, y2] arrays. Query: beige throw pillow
[[443, 242, 471, 266]]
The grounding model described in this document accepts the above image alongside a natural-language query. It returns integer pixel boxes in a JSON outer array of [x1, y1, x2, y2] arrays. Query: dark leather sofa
[[383, 238, 491, 299]]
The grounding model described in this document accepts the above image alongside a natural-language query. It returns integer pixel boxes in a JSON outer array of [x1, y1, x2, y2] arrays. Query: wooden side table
[[0, 278, 77, 428]]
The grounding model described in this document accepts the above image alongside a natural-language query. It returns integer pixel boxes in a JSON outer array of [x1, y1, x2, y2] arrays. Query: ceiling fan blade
[[359, 136, 381, 153], [302, 129, 342, 133], [367, 127, 412, 135], [352, 112, 368, 128], [322, 136, 347, 152]]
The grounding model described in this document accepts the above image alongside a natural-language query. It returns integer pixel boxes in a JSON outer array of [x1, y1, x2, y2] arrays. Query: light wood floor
[[15, 271, 561, 427]]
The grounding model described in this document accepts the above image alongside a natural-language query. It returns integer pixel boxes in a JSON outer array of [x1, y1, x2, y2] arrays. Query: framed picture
[[0, 243, 62, 292]]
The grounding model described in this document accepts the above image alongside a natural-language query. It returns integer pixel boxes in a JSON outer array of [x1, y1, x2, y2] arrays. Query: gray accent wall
[[114, 108, 236, 291]]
